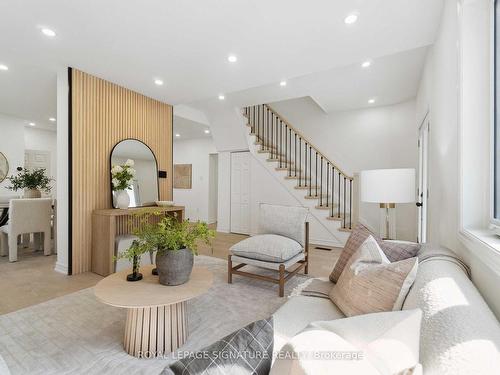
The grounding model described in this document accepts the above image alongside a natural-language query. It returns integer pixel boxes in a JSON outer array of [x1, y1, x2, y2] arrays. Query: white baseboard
[[54, 261, 68, 275]]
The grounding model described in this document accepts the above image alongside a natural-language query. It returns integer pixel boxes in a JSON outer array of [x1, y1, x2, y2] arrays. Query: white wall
[[173, 137, 217, 222], [416, 0, 500, 318], [0, 113, 25, 194], [271, 97, 419, 241], [24, 127, 57, 194]]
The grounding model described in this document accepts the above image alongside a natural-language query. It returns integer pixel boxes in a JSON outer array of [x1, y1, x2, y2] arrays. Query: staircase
[[242, 104, 357, 240]]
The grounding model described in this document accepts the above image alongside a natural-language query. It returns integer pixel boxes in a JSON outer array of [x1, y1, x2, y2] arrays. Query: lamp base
[[379, 204, 396, 240]]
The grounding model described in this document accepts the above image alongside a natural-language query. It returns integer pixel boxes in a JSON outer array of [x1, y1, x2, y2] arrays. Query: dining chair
[[0, 198, 52, 262]]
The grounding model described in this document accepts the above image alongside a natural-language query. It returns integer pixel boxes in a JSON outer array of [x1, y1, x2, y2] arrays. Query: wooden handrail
[[265, 104, 353, 180]]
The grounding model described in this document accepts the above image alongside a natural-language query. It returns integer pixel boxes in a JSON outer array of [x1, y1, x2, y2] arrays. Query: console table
[[91, 206, 185, 276]]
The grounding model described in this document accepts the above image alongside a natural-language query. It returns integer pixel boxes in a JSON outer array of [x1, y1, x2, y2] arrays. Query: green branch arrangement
[[7, 168, 53, 193]]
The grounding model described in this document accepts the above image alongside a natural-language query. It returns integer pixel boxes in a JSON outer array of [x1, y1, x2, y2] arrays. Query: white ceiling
[[173, 115, 211, 141], [0, 0, 443, 127]]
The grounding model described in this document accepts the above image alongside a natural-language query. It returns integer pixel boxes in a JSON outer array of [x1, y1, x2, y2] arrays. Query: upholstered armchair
[[228, 203, 309, 297], [0, 198, 52, 262]]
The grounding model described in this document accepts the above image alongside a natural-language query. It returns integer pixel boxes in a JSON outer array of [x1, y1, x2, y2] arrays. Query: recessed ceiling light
[[218, 95, 225, 100], [154, 79, 164, 86], [204, 129, 210, 134], [344, 13, 358, 25], [49, 117, 56, 122], [175, 133, 180, 137], [368, 98, 376, 104], [361, 60, 371, 68], [29, 122, 36, 126], [0, 64, 8, 71], [280, 81, 287, 87], [227, 55, 237, 63], [41, 28, 56, 37]]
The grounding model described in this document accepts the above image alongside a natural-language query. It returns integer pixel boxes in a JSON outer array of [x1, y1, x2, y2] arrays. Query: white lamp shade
[[360, 168, 416, 203]]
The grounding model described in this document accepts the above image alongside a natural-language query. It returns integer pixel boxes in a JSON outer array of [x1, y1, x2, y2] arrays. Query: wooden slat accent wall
[[71, 69, 173, 274]]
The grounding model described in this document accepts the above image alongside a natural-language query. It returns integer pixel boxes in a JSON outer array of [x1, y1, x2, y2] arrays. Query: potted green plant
[[7, 167, 53, 198], [114, 240, 146, 281], [133, 213, 215, 286], [111, 159, 136, 209]]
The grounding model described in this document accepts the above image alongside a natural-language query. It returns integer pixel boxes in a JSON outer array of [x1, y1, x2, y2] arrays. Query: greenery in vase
[[111, 159, 136, 191], [131, 211, 215, 256], [114, 240, 147, 271], [7, 168, 53, 193]]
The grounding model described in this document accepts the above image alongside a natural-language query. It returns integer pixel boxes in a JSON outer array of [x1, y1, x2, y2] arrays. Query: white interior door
[[417, 117, 429, 243], [230, 152, 250, 234]]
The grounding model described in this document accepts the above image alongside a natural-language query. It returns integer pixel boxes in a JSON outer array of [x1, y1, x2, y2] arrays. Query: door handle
[[416, 202, 423, 207]]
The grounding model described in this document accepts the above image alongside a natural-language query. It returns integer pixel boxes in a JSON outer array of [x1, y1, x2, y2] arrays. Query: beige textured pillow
[[330, 235, 418, 317], [330, 223, 420, 283]]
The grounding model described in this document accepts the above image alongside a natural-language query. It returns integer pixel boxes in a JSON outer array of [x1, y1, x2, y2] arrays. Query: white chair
[[0, 198, 52, 262], [228, 203, 309, 297]]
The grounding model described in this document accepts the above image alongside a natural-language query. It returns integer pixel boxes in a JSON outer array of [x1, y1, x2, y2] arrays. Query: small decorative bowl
[[155, 200, 174, 207]]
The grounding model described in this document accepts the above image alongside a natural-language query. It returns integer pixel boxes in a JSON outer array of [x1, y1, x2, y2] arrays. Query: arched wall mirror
[[110, 139, 159, 208], [0, 152, 8, 183]]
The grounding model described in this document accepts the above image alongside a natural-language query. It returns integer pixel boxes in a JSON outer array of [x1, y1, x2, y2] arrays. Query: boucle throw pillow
[[330, 236, 418, 317], [330, 223, 420, 283]]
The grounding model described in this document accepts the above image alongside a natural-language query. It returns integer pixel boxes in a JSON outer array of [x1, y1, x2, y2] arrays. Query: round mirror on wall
[[0, 152, 8, 183], [110, 139, 159, 208]]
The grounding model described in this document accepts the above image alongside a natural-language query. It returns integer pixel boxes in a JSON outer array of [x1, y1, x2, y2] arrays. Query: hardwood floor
[[0, 229, 342, 315]]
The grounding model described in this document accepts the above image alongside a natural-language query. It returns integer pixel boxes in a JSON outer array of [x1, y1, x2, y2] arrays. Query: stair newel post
[[271, 111, 275, 158], [304, 142, 308, 187], [338, 172, 341, 218], [299, 138, 302, 187], [315, 152, 318, 198], [288, 128, 292, 177], [294, 133, 297, 177], [320, 156, 323, 206], [326, 162, 330, 209], [349, 178, 353, 229], [331, 166, 335, 218], [343, 176, 347, 228]]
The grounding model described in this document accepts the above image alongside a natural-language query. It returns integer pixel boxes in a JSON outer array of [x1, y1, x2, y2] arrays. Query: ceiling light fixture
[[227, 55, 237, 63], [361, 60, 371, 68], [154, 79, 164, 86], [41, 28, 56, 37], [175, 133, 180, 137], [280, 81, 287, 87], [368, 98, 376, 104], [204, 129, 210, 134], [344, 13, 358, 25], [49, 117, 56, 122], [0, 64, 8, 71], [29, 122, 36, 126], [218, 94, 225, 100]]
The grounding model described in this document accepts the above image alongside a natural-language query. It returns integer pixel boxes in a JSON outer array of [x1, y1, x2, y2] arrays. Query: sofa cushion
[[272, 295, 344, 357], [330, 223, 420, 283], [230, 234, 303, 263], [330, 236, 418, 316], [307, 309, 422, 375], [162, 317, 274, 375], [259, 204, 308, 246]]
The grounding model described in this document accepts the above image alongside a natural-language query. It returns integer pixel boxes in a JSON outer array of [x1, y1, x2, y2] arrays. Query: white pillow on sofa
[[230, 234, 303, 262], [271, 309, 422, 375]]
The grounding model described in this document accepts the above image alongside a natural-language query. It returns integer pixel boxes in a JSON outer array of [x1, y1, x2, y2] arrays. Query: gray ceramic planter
[[156, 248, 194, 286]]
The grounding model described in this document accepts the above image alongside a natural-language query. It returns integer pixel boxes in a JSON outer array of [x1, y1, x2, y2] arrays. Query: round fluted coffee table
[[94, 265, 213, 358]]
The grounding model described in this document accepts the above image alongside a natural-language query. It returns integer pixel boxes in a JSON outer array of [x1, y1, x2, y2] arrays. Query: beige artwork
[[174, 164, 192, 189]]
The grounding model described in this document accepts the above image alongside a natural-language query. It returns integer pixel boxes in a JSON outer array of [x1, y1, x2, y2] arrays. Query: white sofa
[[272, 244, 500, 375]]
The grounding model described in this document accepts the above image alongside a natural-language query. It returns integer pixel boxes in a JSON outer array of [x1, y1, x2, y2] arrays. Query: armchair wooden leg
[[304, 258, 309, 275], [279, 264, 285, 297], [228, 255, 233, 284]]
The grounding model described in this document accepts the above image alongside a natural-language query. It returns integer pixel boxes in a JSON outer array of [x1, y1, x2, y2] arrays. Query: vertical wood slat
[[71, 69, 173, 274]]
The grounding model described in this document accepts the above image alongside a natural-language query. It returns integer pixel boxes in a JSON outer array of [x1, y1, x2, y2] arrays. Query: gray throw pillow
[[162, 317, 274, 375]]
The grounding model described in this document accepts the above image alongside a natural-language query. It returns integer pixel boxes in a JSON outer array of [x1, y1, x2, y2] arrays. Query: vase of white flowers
[[111, 159, 136, 209]]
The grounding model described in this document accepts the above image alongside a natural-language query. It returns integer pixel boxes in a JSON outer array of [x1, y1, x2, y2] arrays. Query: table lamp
[[360, 168, 415, 239]]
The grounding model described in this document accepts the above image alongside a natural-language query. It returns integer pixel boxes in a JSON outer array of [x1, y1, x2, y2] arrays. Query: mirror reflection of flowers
[[111, 159, 136, 191]]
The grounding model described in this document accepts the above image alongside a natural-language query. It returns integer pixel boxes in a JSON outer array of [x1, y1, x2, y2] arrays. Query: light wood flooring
[[0, 229, 341, 315]]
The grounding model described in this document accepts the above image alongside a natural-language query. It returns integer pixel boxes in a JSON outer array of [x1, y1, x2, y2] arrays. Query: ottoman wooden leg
[[279, 264, 285, 297], [124, 301, 187, 358]]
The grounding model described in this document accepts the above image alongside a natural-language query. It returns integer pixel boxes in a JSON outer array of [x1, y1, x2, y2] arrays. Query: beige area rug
[[0, 255, 309, 375]]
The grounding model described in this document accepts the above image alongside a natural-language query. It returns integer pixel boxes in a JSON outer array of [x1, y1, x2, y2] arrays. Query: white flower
[[112, 178, 119, 187], [128, 168, 136, 176], [112, 165, 123, 174], [125, 159, 135, 167]]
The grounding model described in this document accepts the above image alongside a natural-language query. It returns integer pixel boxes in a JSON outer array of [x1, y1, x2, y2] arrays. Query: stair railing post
[[320, 156, 323, 206]]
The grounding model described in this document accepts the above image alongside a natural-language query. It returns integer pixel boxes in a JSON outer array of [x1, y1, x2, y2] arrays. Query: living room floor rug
[[0, 255, 309, 375]]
